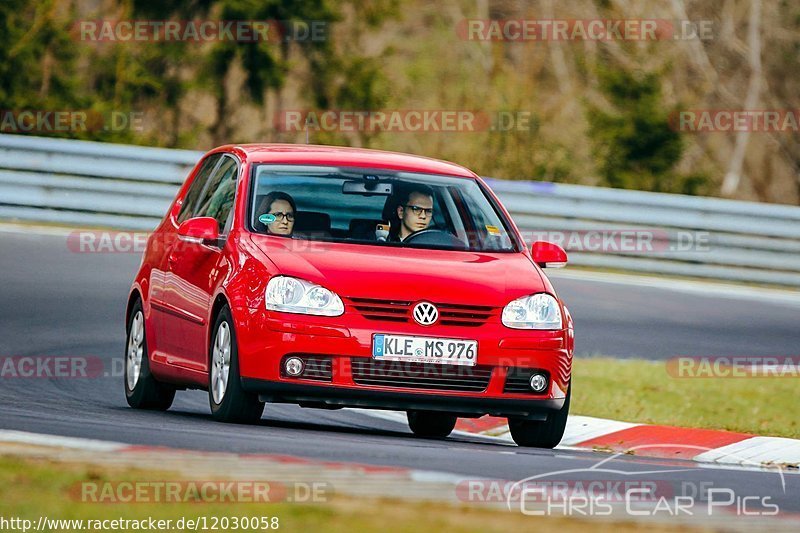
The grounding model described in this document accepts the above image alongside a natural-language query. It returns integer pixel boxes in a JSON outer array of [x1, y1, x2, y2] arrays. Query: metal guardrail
[[1, 134, 800, 287], [485, 179, 800, 287]]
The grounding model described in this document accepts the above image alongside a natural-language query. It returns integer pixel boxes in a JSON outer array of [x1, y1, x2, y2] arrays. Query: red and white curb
[[455, 414, 800, 469], [352, 409, 800, 469], [2, 414, 797, 472]]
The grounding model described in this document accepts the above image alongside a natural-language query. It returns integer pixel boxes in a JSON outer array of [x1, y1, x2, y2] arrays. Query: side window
[[176, 154, 222, 224], [194, 156, 239, 233]]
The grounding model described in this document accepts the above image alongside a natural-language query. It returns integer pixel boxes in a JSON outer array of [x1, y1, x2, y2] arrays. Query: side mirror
[[177, 217, 220, 247], [531, 241, 567, 268]]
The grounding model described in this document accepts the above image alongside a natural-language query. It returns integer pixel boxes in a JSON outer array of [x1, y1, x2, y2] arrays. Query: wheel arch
[[211, 293, 231, 326], [126, 288, 143, 333], [208, 293, 232, 360]]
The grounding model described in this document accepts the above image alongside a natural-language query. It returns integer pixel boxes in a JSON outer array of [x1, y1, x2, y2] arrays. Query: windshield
[[248, 165, 517, 252]]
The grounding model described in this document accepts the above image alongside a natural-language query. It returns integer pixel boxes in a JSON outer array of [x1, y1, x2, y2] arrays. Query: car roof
[[214, 144, 478, 179]]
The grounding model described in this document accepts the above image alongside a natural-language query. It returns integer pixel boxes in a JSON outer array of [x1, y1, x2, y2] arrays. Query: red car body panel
[[128, 144, 574, 419]]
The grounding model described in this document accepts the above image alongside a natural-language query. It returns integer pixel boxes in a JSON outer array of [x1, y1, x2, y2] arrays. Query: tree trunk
[[721, 0, 762, 196], [212, 79, 229, 145]]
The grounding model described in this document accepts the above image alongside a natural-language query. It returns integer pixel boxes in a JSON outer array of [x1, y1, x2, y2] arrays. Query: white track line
[[0, 430, 126, 452], [0, 222, 75, 237]]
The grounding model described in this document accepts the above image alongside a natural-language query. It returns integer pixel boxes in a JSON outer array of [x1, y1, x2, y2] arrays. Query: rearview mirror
[[177, 217, 220, 247], [531, 241, 567, 268], [342, 178, 393, 196]]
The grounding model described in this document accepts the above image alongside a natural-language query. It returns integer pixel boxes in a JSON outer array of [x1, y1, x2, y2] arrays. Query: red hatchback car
[[125, 144, 574, 448]]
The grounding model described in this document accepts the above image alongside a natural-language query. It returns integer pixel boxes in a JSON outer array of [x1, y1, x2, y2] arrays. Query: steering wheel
[[402, 229, 467, 248]]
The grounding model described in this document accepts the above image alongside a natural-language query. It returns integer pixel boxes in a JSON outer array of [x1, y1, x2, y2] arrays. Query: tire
[[124, 300, 176, 410], [209, 305, 264, 424], [508, 385, 571, 449], [407, 410, 457, 439]]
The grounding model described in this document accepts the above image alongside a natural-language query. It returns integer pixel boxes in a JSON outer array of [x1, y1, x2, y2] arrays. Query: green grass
[[572, 357, 799, 439], [0, 457, 691, 533]]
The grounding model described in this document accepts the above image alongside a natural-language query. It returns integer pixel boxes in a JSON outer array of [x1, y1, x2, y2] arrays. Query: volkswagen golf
[[124, 144, 574, 448]]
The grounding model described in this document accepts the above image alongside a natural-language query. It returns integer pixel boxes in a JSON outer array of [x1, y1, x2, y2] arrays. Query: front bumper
[[242, 379, 564, 419], [234, 305, 574, 415]]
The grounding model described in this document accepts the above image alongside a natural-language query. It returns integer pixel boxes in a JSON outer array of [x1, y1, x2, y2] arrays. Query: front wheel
[[508, 385, 571, 448], [208, 306, 265, 424], [124, 300, 175, 410], [407, 410, 457, 439]]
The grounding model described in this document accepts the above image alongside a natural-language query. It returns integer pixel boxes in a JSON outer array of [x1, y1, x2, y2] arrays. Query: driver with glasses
[[389, 184, 435, 242]]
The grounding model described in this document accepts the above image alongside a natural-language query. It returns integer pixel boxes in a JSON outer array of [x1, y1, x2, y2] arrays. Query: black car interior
[[253, 188, 445, 241]]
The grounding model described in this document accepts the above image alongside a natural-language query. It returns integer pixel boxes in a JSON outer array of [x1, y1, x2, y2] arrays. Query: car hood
[[249, 235, 546, 306]]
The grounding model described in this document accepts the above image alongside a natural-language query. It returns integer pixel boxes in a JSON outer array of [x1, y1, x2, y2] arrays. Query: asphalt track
[[0, 228, 798, 521]]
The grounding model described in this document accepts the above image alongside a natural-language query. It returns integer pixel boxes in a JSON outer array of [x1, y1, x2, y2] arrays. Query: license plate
[[372, 334, 477, 366]]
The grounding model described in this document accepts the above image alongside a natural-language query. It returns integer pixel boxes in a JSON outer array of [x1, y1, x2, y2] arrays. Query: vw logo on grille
[[412, 302, 439, 326]]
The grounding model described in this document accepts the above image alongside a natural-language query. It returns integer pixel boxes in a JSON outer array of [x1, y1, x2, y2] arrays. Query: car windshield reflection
[[249, 165, 517, 252]]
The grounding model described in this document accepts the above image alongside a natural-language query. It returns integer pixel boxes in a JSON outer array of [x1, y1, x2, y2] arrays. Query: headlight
[[265, 276, 344, 316], [502, 293, 562, 329]]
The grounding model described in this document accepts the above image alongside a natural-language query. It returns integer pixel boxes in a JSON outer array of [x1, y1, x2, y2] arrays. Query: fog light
[[284, 357, 305, 377], [529, 373, 548, 392]]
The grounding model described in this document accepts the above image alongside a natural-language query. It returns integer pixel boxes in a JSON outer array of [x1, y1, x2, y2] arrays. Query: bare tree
[[721, 0, 762, 196]]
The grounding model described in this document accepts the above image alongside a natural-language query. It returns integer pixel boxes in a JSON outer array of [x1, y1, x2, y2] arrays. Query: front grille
[[351, 358, 492, 392], [504, 367, 549, 394], [348, 297, 495, 327], [438, 303, 496, 327], [349, 298, 410, 323], [281, 355, 333, 382]]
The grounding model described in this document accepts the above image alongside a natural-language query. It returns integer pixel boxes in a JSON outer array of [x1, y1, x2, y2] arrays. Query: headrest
[[294, 211, 331, 233], [349, 218, 383, 233]]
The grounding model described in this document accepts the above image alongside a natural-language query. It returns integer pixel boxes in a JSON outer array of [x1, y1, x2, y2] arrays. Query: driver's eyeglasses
[[404, 205, 434, 216], [269, 212, 295, 221]]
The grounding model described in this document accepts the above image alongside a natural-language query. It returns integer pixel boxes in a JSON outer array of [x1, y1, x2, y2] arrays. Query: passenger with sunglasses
[[256, 191, 296, 236]]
